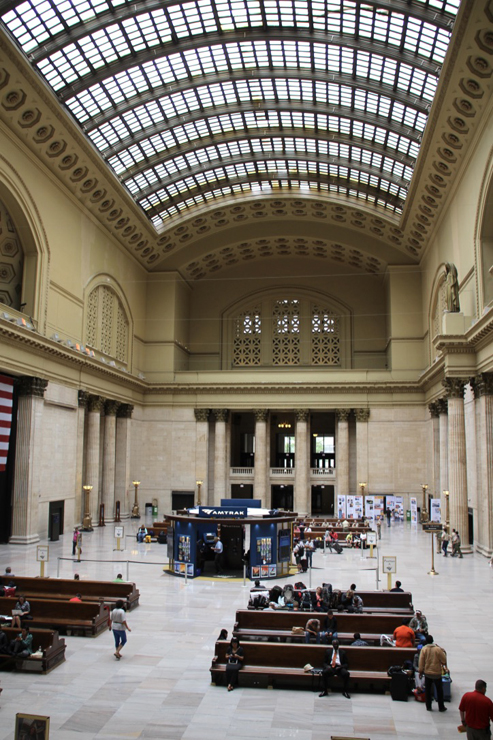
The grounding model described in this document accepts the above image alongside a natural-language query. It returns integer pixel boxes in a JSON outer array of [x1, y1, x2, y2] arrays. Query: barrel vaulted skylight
[[0, 0, 460, 229]]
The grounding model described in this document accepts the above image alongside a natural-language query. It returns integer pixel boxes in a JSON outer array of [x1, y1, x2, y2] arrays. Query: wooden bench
[[253, 590, 413, 615], [211, 640, 416, 692], [0, 596, 108, 636], [0, 626, 66, 673], [5, 576, 139, 611], [234, 609, 412, 645]]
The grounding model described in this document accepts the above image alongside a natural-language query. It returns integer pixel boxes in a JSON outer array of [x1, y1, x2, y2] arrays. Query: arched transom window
[[86, 285, 129, 363]]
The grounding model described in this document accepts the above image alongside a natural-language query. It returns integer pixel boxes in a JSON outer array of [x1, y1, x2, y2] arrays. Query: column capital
[[78, 390, 89, 408], [443, 377, 467, 399], [87, 394, 105, 413], [117, 403, 134, 418], [354, 408, 370, 422], [253, 408, 269, 422], [437, 397, 448, 415], [194, 408, 210, 422], [471, 373, 493, 398], [212, 408, 229, 422], [428, 401, 440, 418], [295, 409, 309, 422], [335, 408, 351, 422], [16, 376, 48, 398], [104, 400, 120, 416]]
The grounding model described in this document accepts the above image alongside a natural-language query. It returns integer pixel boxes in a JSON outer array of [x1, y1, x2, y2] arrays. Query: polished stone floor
[[0, 520, 490, 740]]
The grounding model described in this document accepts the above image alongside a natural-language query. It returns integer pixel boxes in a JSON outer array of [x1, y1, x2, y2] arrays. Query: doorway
[[48, 500, 65, 541], [311, 485, 334, 516], [271, 485, 293, 511], [231, 484, 253, 499], [220, 523, 244, 570], [171, 491, 195, 511]]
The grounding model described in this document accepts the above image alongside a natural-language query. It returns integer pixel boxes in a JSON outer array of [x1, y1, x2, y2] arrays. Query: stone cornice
[[144, 382, 423, 396]]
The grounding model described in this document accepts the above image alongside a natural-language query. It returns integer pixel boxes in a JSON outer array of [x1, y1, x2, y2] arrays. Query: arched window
[[86, 284, 129, 363], [430, 270, 447, 362], [225, 290, 349, 368]]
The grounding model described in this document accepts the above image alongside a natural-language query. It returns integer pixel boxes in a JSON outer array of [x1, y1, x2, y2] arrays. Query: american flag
[[0, 374, 14, 472]]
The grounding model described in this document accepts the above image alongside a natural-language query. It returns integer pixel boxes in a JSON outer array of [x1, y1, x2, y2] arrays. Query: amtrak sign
[[198, 506, 248, 518]]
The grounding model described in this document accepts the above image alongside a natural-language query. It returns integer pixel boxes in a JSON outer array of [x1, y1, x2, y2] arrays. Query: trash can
[[145, 502, 153, 518], [152, 497, 158, 517], [406, 510, 411, 521]]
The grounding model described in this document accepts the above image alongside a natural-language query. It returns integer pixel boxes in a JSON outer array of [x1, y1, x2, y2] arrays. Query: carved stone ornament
[[253, 409, 269, 422], [428, 402, 440, 418], [295, 409, 309, 422], [87, 395, 105, 413], [354, 408, 370, 422], [17, 376, 48, 398], [78, 390, 89, 408], [194, 408, 210, 422], [117, 403, 134, 419], [471, 373, 493, 398], [437, 398, 448, 415], [335, 408, 351, 422], [213, 408, 229, 422], [443, 377, 466, 399], [104, 400, 120, 416]]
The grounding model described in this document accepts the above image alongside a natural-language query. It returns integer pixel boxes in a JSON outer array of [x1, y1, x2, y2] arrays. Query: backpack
[[328, 590, 341, 610], [282, 584, 294, 602], [249, 594, 269, 610], [301, 591, 313, 610], [295, 581, 306, 590]]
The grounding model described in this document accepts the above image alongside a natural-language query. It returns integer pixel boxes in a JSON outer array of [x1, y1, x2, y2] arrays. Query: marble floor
[[0, 520, 490, 740]]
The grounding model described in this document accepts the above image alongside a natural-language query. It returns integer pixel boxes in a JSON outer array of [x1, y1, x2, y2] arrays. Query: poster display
[[337, 495, 346, 520], [256, 537, 272, 564], [346, 495, 356, 519], [410, 497, 418, 524], [430, 498, 441, 522], [365, 497, 374, 520], [373, 496, 385, 519], [394, 496, 404, 520], [353, 495, 363, 519], [178, 535, 191, 562]]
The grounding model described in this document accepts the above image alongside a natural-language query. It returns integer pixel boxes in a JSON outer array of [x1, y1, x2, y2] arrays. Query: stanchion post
[[243, 563, 246, 587], [126, 560, 130, 581], [57, 557, 60, 578]]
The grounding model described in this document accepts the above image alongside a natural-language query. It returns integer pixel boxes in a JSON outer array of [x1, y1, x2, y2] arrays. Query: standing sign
[[373, 496, 385, 519], [36, 545, 49, 578], [114, 525, 124, 552], [410, 497, 418, 524], [353, 495, 364, 519], [430, 499, 441, 522], [346, 496, 356, 519], [337, 495, 346, 520], [382, 555, 397, 590]]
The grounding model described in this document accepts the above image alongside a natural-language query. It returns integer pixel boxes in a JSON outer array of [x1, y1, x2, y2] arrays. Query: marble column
[[471, 374, 493, 557], [355, 408, 370, 490], [74, 391, 89, 526], [115, 404, 133, 519], [335, 409, 350, 497], [294, 409, 309, 515], [213, 409, 228, 506], [101, 400, 120, 524], [85, 395, 104, 523], [443, 378, 470, 552], [253, 409, 269, 508], [428, 402, 440, 499], [10, 377, 48, 544], [194, 409, 210, 506]]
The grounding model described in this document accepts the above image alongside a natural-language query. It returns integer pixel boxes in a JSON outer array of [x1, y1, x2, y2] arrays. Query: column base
[[9, 534, 40, 545], [458, 545, 473, 555], [475, 544, 493, 558]]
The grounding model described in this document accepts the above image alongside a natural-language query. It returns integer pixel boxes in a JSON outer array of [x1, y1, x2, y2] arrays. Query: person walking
[[213, 537, 224, 575], [111, 599, 131, 660], [459, 679, 493, 739], [418, 634, 448, 712], [72, 528, 79, 556]]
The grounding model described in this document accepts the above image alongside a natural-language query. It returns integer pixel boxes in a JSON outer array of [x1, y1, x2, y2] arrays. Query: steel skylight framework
[[0, 0, 460, 229]]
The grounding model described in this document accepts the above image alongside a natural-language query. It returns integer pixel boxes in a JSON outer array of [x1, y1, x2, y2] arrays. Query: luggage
[[269, 585, 283, 604], [433, 676, 452, 702], [333, 542, 343, 554], [301, 591, 313, 610], [300, 558, 308, 572], [390, 672, 409, 702]]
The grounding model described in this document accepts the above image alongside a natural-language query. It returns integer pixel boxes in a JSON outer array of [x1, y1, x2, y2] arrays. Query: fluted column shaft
[[444, 378, 470, 552], [438, 399, 448, 516], [336, 409, 350, 497], [428, 402, 440, 499], [101, 400, 119, 523], [86, 395, 104, 522], [75, 391, 89, 526], [295, 409, 309, 515], [253, 409, 269, 508], [472, 374, 493, 557], [10, 377, 48, 544], [213, 409, 228, 506], [355, 408, 370, 488], [115, 404, 133, 519], [194, 409, 210, 506]]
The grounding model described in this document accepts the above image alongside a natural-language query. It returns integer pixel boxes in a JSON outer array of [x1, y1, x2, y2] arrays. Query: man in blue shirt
[[213, 537, 224, 574]]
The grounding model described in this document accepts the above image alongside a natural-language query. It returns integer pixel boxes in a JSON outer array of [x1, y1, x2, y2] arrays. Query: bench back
[[214, 639, 416, 671], [0, 595, 106, 622], [235, 609, 409, 634], [1, 626, 65, 652], [5, 576, 138, 603]]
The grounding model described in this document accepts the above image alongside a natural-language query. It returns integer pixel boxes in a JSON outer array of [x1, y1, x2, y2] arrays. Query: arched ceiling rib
[[0, 0, 460, 234]]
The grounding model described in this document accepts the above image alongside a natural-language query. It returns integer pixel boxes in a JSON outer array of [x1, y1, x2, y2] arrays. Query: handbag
[[292, 626, 304, 635]]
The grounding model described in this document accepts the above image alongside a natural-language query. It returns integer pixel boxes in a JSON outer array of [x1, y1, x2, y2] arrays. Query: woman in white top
[[111, 600, 131, 659]]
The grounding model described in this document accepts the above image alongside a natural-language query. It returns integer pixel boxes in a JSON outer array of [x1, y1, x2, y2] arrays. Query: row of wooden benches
[[0, 626, 66, 674], [251, 589, 413, 614], [3, 576, 140, 611]]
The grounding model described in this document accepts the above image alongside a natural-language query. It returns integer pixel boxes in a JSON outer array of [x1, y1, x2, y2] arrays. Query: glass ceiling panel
[[0, 0, 460, 227]]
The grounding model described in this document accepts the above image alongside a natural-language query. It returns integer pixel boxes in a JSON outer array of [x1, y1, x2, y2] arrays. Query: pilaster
[[253, 409, 269, 508], [294, 409, 309, 515], [443, 378, 470, 553], [335, 409, 350, 497]]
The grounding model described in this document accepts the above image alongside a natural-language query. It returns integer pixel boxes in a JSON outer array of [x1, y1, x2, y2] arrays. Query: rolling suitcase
[[390, 672, 409, 702], [433, 675, 452, 702], [333, 542, 343, 554]]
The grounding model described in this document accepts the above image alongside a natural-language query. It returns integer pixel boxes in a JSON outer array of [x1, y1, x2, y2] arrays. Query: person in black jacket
[[319, 639, 351, 698], [321, 610, 338, 643]]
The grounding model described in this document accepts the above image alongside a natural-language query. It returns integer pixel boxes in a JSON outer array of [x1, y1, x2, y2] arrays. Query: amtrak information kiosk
[[166, 500, 295, 580]]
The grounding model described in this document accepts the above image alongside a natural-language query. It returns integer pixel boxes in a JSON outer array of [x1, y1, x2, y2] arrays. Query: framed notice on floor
[[15, 714, 50, 740]]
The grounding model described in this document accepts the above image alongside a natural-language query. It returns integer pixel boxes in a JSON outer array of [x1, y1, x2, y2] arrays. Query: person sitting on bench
[[319, 639, 351, 699]]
